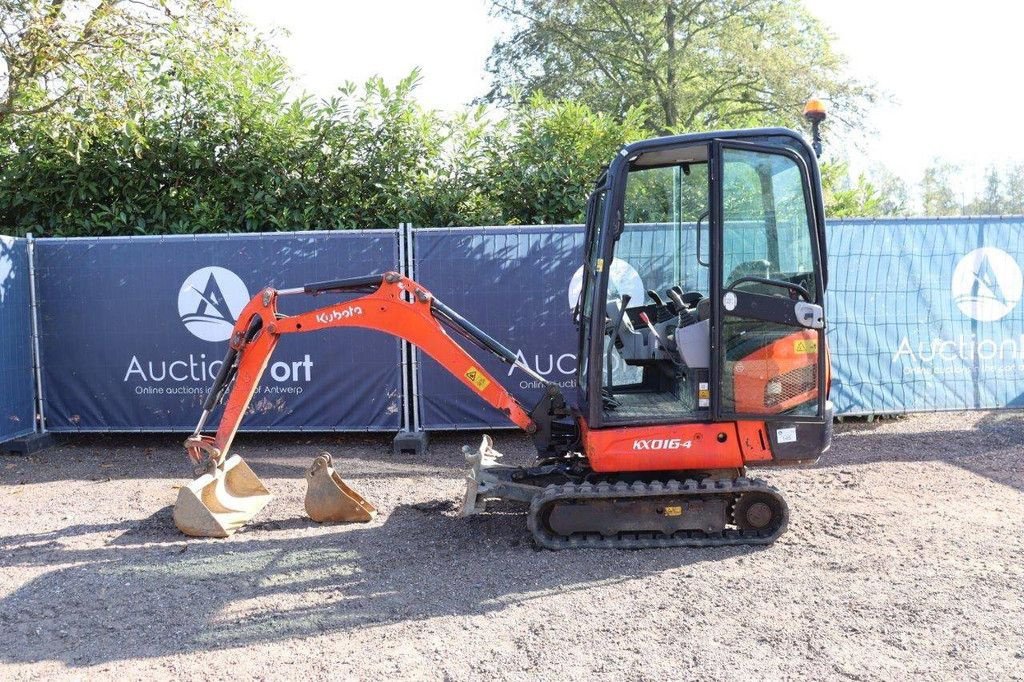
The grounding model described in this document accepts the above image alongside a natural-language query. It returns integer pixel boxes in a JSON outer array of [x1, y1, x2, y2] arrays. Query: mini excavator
[[174, 103, 833, 549]]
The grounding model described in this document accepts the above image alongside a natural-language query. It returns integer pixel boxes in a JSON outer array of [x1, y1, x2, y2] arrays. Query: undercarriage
[[462, 436, 788, 550]]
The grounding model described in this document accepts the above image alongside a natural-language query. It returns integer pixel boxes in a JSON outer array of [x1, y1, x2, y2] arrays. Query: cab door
[[710, 140, 828, 458]]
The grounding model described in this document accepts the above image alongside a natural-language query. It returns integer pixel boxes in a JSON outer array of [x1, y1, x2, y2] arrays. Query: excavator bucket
[[173, 455, 272, 538], [305, 453, 377, 523]]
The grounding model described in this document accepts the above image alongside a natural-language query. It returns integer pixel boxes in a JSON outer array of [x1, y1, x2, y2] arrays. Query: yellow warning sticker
[[794, 339, 818, 354], [596, 258, 605, 272], [464, 366, 490, 391], [698, 388, 710, 400], [664, 506, 682, 517]]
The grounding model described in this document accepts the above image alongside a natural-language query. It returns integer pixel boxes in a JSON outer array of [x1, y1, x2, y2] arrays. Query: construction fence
[[0, 236, 36, 442], [1, 217, 1023, 441]]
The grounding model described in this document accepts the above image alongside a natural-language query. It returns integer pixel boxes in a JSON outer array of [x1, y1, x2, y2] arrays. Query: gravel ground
[[1, 411, 1023, 681]]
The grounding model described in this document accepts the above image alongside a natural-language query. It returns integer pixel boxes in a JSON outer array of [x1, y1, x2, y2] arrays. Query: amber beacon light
[[803, 98, 827, 157]]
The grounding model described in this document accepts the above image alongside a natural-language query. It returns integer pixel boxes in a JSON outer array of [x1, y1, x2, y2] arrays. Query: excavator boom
[[174, 271, 572, 536]]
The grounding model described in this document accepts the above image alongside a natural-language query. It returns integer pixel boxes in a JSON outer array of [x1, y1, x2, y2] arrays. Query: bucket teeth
[[173, 455, 272, 537], [304, 453, 376, 523]]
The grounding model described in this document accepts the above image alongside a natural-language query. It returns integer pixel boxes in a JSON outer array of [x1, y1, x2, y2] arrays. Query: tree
[[482, 92, 647, 224], [920, 160, 961, 217], [485, 0, 874, 134], [0, 0, 234, 130], [867, 165, 909, 217], [1004, 164, 1024, 215], [965, 167, 1005, 215], [819, 161, 883, 218]]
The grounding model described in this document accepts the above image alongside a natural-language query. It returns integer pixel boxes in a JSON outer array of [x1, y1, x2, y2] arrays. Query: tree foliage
[[920, 160, 961, 217], [6, 0, 986, 237], [0, 0, 233, 128], [485, 0, 873, 133], [819, 161, 884, 218], [0, 55, 644, 235]]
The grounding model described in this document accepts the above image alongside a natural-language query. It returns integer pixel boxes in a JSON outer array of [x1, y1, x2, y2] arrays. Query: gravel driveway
[[1, 411, 1022, 680]]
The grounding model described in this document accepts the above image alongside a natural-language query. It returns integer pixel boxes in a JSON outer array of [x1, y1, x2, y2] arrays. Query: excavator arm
[[185, 272, 571, 469]]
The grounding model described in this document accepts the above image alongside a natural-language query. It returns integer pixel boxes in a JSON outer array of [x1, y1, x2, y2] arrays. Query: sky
[[235, 0, 1024, 201]]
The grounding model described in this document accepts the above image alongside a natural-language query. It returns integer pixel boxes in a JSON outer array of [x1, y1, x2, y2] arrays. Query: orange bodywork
[[732, 329, 820, 415], [580, 419, 773, 473], [192, 272, 828, 476], [196, 272, 535, 465]]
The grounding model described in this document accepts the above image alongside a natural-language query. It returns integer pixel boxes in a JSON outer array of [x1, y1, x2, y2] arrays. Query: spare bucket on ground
[[305, 453, 376, 523]]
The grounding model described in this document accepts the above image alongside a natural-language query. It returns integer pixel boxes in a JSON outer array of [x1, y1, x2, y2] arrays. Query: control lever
[[638, 311, 667, 350], [606, 294, 631, 393], [667, 288, 686, 312], [646, 290, 664, 307]]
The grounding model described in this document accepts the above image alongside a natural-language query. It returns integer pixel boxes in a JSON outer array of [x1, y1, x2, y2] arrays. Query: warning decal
[[464, 366, 491, 391], [794, 339, 818, 354]]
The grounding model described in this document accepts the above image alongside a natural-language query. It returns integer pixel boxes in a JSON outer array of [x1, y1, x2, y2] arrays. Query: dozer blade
[[304, 453, 376, 523], [173, 455, 272, 538], [461, 435, 541, 515]]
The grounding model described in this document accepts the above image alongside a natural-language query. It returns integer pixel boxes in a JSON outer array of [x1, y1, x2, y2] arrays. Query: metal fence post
[[408, 222, 423, 433], [397, 223, 412, 433], [26, 233, 46, 435], [391, 222, 428, 455]]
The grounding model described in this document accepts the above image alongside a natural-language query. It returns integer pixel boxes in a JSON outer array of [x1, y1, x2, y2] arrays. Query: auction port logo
[[951, 248, 1023, 322], [567, 258, 646, 309], [177, 267, 250, 342]]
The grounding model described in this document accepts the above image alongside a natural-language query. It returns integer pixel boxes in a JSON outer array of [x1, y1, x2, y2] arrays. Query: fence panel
[[412, 227, 582, 429], [34, 231, 404, 431], [413, 218, 1024, 428], [0, 236, 36, 442], [826, 217, 1024, 414]]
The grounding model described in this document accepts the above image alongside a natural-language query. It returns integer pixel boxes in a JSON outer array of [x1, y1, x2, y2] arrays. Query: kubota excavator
[[174, 103, 833, 549]]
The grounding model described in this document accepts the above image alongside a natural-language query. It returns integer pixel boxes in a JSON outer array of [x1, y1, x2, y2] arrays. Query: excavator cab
[[575, 128, 831, 471]]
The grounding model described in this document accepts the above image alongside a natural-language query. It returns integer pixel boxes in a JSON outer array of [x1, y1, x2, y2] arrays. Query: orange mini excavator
[[174, 107, 834, 549]]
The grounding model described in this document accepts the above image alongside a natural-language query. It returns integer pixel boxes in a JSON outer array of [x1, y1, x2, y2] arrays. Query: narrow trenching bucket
[[173, 455, 273, 538], [305, 453, 376, 523]]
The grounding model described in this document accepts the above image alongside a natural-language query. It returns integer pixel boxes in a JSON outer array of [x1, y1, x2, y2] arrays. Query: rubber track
[[527, 477, 789, 550]]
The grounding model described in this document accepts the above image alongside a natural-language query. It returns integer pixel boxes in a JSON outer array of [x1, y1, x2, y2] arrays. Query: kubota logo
[[952, 248, 1023, 322], [633, 438, 692, 450], [315, 305, 363, 324], [177, 267, 250, 342]]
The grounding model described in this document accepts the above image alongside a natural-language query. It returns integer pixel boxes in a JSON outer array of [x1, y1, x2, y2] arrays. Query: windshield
[[721, 147, 816, 301]]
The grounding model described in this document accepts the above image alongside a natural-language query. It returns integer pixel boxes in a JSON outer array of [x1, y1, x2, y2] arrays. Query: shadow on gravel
[[0, 502, 753, 667], [824, 411, 1024, 491], [0, 431, 473, 484]]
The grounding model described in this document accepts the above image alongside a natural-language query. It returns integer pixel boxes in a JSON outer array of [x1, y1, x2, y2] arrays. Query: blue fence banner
[[9, 217, 1024, 434], [34, 231, 403, 431], [412, 227, 583, 429], [826, 217, 1024, 414], [412, 218, 1024, 429], [0, 236, 36, 442]]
